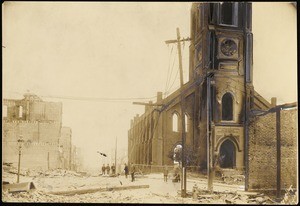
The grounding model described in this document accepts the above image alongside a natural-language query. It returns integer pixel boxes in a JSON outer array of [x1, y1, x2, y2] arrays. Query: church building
[[128, 2, 274, 172]]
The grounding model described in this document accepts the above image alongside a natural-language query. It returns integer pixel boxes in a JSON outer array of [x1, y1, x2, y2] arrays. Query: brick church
[[128, 2, 280, 172]]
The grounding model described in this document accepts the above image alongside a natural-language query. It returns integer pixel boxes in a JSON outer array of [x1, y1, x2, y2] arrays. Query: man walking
[[124, 163, 129, 178], [163, 165, 169, 182], [130, 163, 136, 182]]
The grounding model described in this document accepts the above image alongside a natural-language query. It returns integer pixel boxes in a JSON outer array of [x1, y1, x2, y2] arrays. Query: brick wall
[[2, 141, 60, 170], [248, 108, 297, 191]]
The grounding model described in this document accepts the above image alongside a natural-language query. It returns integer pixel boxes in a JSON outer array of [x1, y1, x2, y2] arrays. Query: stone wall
[[248, 108, 297, 191]]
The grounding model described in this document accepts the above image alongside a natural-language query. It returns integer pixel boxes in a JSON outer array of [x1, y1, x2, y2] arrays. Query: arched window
[[172, 113, 179, 132], [18, 106, 23, 118], [222, 93, 233, 120], [184, 114, 189, 132]]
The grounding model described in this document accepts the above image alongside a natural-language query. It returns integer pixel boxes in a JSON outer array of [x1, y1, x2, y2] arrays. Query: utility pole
[[206, 74, 214, 192], [47, 152, 50, 170], [17, 136, 24, 183], [276, 108, 281, 201], [115, 137, 117, 174], [165, 28, 191, 198]]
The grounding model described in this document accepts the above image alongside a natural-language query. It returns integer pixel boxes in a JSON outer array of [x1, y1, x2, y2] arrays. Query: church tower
[[190, 2, 253, 169]]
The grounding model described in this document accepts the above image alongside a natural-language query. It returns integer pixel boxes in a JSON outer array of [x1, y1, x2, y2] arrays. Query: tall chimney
[[157, 92, 163, 103], [271, 97, 277, 107]]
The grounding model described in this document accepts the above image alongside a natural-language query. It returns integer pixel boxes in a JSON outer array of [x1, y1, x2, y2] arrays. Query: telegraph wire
[[3, 90, 158, 103], [164, 45, 174, 94], [164, 50, 178, 97]]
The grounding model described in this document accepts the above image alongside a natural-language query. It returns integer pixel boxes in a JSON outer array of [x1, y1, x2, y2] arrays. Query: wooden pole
[[17, 147, 21, 183], [115, 137, 117, 174], [276, 109, 281, 200], [47, 152, 50, 170], [207, 75, 213, 192], [165, 28, 191, 198]]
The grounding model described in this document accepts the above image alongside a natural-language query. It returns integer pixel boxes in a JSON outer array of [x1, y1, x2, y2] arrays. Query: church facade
[[128, 2, 274, 171]]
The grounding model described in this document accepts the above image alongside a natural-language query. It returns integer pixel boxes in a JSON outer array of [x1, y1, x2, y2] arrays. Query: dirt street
[[1, 170, 285, 204]]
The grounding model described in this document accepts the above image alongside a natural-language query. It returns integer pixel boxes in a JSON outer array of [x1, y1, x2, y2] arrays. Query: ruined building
[[128, 2, 297, 191], [2, 92, 76, 171]]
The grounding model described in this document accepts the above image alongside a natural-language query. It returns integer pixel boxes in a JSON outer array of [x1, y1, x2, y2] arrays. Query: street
[[2, 169, 282, 204]]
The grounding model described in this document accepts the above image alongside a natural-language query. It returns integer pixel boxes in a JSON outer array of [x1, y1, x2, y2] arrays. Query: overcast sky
[[2, 2, 296, 170]]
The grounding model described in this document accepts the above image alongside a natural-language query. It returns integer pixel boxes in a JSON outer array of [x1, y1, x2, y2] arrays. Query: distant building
[[2, 92, 72, 171]]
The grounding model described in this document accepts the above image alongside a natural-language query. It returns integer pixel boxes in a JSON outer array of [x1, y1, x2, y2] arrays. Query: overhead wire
[[3, 90, 158, 103], [164, 45, 174, 94]]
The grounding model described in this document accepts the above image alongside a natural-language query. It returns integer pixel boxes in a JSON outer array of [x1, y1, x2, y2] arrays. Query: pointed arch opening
[[219, 139, 236, 168], [222, 93, 233, 121], [172, 113, 179, 132]]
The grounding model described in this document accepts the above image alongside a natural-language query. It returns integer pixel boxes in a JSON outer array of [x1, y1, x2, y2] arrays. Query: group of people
[[101, 163, 136, 181], [101, 163, 179, 183], [101, 163, 116, 175]]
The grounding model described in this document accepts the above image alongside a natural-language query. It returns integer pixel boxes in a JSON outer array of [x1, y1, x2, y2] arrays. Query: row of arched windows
[[171, 92, 234, 132]]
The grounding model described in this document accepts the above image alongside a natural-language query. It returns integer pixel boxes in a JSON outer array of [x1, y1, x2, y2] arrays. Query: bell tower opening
[[222, 93, 233, 120], [219, 139, 236, 168]]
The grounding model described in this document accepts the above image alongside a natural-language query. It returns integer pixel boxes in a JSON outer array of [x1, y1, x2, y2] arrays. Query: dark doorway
[[219, 139, 236, 168]]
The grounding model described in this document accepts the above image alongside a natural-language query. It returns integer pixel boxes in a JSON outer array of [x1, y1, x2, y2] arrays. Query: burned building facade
[[2, 92, 76, 171], [128, 2, 275, 171]]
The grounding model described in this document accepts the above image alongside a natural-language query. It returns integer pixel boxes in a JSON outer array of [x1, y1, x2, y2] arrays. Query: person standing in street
[[124, 163, 129, 178], [106, 164, 110, 175], [130, 163, 136, 182], [163, 165, 169, 182], [111, 163, 116, 175], [101, 164, 106, 175]]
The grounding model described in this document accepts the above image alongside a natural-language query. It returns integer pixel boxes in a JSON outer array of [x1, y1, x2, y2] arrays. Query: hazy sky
[[2, 2, 296, 169]]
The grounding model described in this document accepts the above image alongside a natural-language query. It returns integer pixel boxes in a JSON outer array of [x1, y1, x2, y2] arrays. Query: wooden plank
[[49, 185, 150, 196]]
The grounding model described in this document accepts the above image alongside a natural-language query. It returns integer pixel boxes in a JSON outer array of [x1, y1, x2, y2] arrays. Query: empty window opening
[[172, 113, 179, 132], [209, 3, 214, 23], [19, 106, 23, 118], [222, 93, 233, 120], [219, 139, 236, 168], [3, 105, 8, 117], [221, 3, 233, 24], [184, 114, 189, 132]]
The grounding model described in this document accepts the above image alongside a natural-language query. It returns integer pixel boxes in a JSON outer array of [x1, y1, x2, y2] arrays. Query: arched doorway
[[219, 139, 236, 168]]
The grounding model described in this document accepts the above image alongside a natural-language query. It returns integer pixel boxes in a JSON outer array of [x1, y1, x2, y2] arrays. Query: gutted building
[[2, 92, 73, 171], [128, 2, 275, 172]]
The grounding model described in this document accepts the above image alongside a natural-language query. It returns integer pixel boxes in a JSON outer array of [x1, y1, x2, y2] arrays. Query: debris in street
[[281, 185, 297, 204], [49, 185, 150, 196], [3, 182, 36, 193]]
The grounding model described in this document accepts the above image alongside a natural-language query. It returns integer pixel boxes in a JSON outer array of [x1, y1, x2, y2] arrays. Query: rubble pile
[[196, 190, 276, 204], [218, 169, 245, 185], [281, 185, 297, 204]]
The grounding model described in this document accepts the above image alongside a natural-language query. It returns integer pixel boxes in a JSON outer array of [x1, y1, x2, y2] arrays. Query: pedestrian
[[106, 164, 110, 175], [111, 163, 116, 175], [101, 164, 106, 175], [163, 165, 169, 182], [124, 163, 129, 178], [130, 163, 136, 182]]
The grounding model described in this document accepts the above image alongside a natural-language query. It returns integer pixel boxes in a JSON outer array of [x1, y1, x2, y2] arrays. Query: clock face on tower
[[220, 39, 237, 56]]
